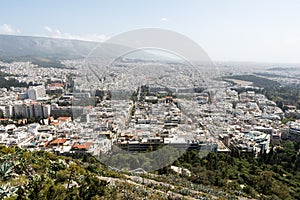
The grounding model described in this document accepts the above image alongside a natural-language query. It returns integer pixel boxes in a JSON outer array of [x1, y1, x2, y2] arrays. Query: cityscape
[[0, 1, 300, 199]]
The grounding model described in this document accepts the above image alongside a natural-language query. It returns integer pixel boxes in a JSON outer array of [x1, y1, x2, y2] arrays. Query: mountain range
[[0, 34, 97, 66], [0, 34, 184, 67]]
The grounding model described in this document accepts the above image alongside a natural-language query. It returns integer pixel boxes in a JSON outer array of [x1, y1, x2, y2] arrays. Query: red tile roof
[[72, 142, 92, 150], [51, 138, 67, 145], [44, 141, 49, 147]]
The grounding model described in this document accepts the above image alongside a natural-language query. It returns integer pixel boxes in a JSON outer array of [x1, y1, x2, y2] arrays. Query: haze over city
[[1, 0, 300, 63], [0, 1, 300, 200]]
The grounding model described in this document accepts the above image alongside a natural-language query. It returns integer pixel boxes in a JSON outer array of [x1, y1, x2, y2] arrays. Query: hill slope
[[0, 34, 97, 64]]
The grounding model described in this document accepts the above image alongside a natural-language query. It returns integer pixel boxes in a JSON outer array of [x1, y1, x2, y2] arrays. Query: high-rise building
[[43, 105, 51, 118], [12, 102, 50, 119], [4, 105, 13, 118], [27, 85, 46, 100]]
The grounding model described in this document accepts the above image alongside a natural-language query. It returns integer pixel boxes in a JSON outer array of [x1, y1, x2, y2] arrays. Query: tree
[[255, 171, 275, 195], [0, 162, 14, 181], [78, 173, 107, 199]]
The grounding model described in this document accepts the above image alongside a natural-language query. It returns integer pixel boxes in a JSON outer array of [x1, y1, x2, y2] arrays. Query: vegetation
[[1, 140, 300, 199], [31, 59, 65, 68], [0, 146, 109, 199], [101, 145, 184, 171], [0, 146, 198, 199], [224, 74, 280, 88], [264, 85, 300, 109], [169, 141, 300, 199], [0, 71, 29, 89], [224, 74, 300, 109]]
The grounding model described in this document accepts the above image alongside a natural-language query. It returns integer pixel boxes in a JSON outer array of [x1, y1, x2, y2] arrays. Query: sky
[[1, 0, 300, 63]]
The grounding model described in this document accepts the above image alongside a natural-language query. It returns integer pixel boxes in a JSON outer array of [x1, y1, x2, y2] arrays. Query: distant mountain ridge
[[0, 34, 185, 67], [0, 34, 98, 65]]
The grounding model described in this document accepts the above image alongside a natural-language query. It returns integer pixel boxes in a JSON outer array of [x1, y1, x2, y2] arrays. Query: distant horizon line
[[1, 33, 300, 65]]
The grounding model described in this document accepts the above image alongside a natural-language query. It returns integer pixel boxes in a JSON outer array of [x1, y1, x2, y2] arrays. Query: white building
[[0, 105, 13, 118], [12, 102, 50, 119], [43, 105, 51, 118], [27, 85, 46, 100]]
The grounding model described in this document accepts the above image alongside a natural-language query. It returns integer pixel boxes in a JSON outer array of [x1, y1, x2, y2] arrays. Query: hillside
[[1, 141, 300, 199], [0, 34, 97, 66], [0, 34, 185, 68]]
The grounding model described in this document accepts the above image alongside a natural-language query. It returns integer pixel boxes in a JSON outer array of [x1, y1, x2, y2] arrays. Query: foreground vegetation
[[0, 146, 215, 200], [169, 141, 300, 199], [0, 147, 110, 200], [0, 140, 299, 199]]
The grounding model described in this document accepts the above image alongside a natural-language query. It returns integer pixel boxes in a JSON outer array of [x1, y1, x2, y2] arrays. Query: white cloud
[[0, 24, 21, 35], [43, 26, 61, 35], [43, 26, 108, 42], [160, 17, 168, 22]]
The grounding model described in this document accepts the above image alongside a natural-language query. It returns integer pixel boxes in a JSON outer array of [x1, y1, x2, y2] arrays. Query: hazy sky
[[1, 0, 300, 63]]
